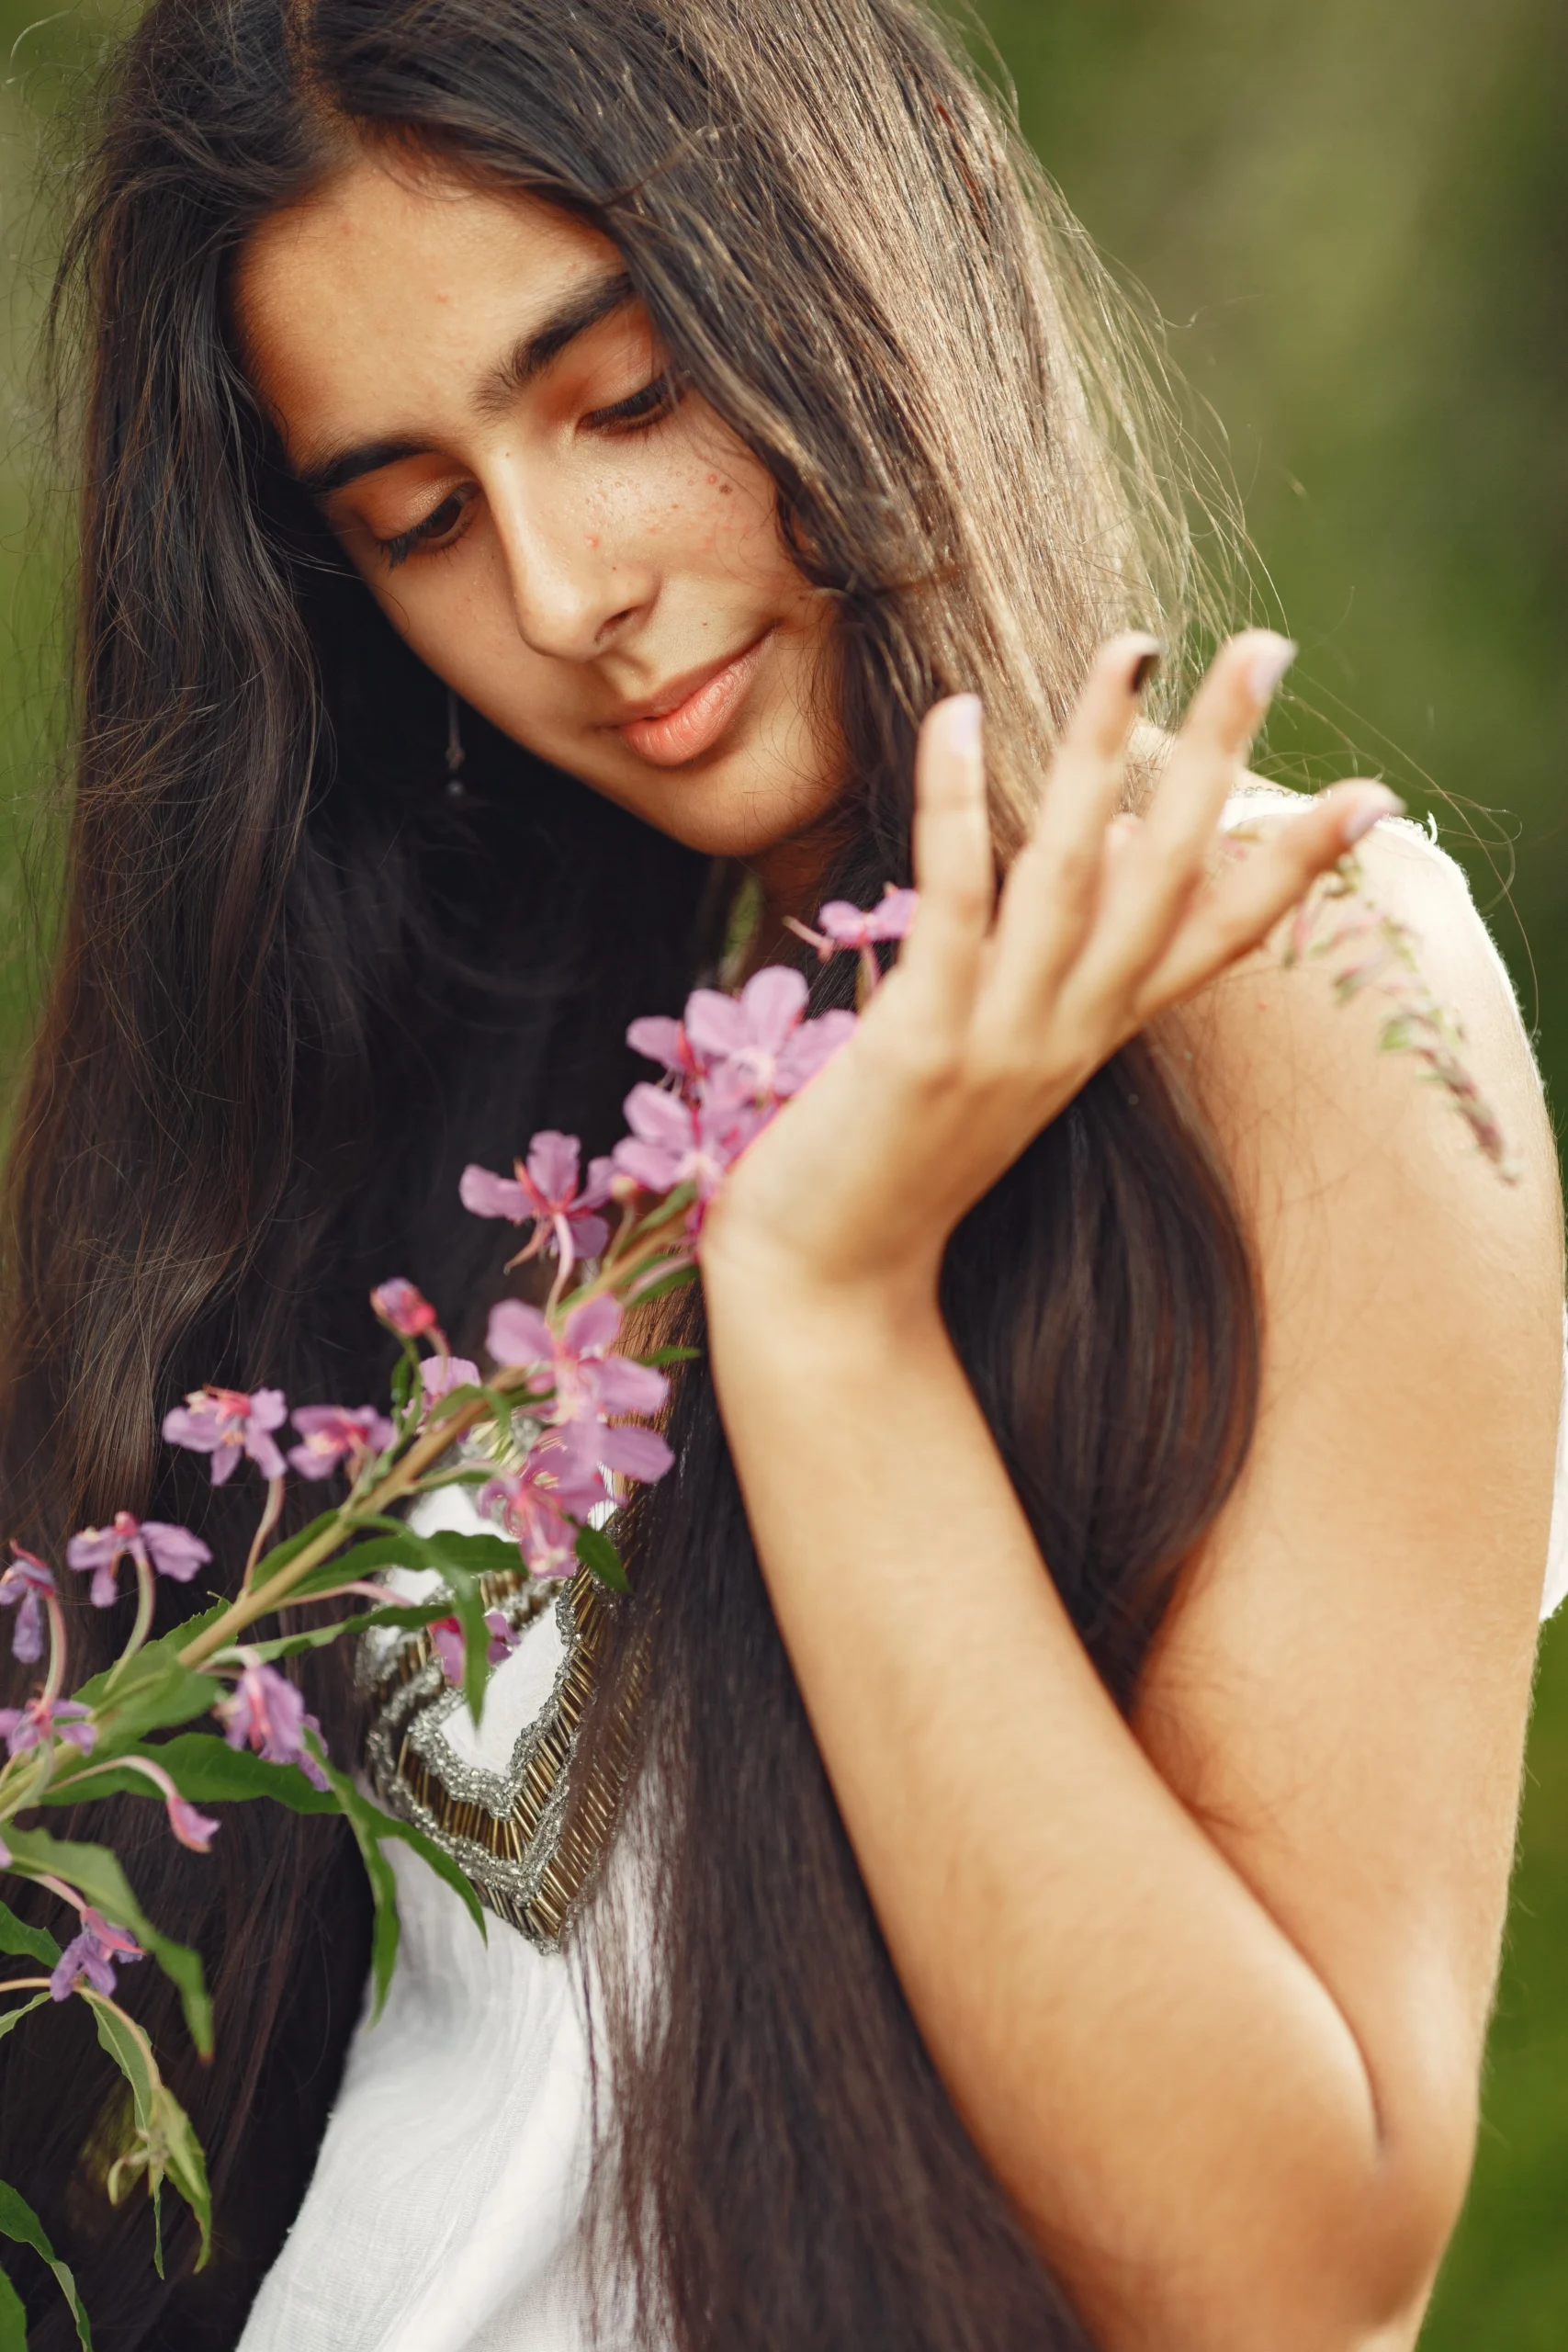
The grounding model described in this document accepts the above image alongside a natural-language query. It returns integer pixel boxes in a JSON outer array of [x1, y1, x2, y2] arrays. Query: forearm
[[702, 1265, 1442, 2351]]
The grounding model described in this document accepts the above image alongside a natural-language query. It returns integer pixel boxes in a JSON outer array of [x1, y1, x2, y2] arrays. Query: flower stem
[[102, 1559, 157, 1695], [176, 1197, 693, 1670], [242, 1476, 287, 1593]]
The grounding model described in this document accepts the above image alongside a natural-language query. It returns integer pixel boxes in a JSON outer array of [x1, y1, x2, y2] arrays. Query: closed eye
[[583, 371, 681, 434], [378, 483, 478, 570]]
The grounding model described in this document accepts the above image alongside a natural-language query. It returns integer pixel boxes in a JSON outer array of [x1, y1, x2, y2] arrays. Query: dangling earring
[[443, 687, 467, 799]]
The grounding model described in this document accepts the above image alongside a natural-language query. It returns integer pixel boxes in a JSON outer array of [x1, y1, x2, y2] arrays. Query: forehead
[[235, 156, 625, 458]]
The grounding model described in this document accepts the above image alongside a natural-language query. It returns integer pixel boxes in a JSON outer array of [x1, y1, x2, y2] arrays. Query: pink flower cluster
[[478, 1293, 674, 1580], [614, 965, 855, 1223]]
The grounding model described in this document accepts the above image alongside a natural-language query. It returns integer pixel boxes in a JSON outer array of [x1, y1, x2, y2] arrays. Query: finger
[[1071, 629, 1296, 996], [989, 632, 1161, 1003], [1133, 781, 1403, 1013], [892, 695, 994, 1043]]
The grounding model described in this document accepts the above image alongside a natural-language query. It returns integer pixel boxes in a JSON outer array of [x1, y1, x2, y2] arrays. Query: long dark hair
[[0, 3, 1258, 2346]]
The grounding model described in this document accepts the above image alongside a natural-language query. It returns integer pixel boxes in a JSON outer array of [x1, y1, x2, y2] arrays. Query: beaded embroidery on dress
[[360, 1490, 636, 1951]]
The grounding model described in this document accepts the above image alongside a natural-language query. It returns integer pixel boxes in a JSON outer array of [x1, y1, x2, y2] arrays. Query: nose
[[487, 459, 653, 663]]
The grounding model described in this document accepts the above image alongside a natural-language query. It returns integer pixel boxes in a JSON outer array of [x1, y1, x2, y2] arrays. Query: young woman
[[0, 2, 1562, 2347]]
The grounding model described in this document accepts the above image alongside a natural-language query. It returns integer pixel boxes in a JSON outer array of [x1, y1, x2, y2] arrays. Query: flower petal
[[525, 1130, 581, 1205], [596, 1422, 675, 1483], [589, 1356, 669, 1417], [739, 964, 809, 1050], [626, 1015, 692, 1074], [486, 1299, 554, 1371], [563, 1293, 621, 1359], [141, 1522, 213, 1582], [622, 1081, 694, 1151], [682, 989, 750, 1060], [610, 1137, 682, 1193], [459, 1164, 530, 1222]]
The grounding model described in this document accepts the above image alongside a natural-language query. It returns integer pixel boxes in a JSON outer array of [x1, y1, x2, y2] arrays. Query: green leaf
[[0, 1897, 61, 1969], [38, 1733, 339, 1819], [417, 1530, 520, 1577], [574, 1523, 629, 1594], [308, 1752, 402, 2020], [627, 1261, 699, 1305], [3, 1829, 212, 2058], [281, 1530, 434, 1600], [66, 1655, 220, 1750], [244, 1598, 457, 1661], [424, 1379, 495, 1425], [372, 1816, 487, 1940], [0, 2176, 93, 2346], [243, 1508, 348, 1589], [0, 2260, 24, 2352], [83, 1996, 210, 2276], [0, 1994, 50, 2042], [636, 1344, 702, 1366], [443, 1566, 491, 1728]]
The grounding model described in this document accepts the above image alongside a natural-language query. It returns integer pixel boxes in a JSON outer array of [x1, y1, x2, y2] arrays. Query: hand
[[699, 630, 1402, 1306]]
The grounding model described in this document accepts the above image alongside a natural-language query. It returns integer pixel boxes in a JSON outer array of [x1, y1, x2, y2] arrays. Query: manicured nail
[[1339, 785, 1404, 845], [947, 694, 984, 756], [1244, 632, 1297, 705], [1130, 643, 1163, 695]]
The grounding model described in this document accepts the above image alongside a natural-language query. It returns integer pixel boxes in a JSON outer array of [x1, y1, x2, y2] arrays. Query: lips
[[613, 632, 772, 768]]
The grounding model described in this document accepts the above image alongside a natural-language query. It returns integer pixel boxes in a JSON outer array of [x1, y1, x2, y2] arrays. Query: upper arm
[[1138, 816, 1563, 2211]]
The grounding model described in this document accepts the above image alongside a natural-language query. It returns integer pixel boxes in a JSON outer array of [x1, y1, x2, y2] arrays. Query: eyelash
[[376, 372, 681, 570]]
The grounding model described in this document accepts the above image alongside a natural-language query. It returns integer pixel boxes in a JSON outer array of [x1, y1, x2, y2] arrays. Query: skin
[[240, 156, 1563, 2352]]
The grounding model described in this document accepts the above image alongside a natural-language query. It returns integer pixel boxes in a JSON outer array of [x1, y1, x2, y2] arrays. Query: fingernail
[[1244, 632, 1297, 705], [947, 694, 984, 756], [1339, 785, 1404, 845], [1130, 643, 1163, 695]]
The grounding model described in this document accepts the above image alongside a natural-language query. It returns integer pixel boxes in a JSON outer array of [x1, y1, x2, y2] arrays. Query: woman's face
[[238, 156, 842, 861]]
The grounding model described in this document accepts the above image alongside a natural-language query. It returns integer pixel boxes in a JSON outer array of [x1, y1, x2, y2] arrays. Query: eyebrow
[[296, 268, 639, 497]]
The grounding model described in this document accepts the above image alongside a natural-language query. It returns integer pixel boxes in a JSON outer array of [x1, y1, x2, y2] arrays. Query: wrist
[[698, 1232, 949, 1361]]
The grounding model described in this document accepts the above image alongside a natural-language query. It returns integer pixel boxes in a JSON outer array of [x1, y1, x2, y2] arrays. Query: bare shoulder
[[1185, 783, 1561, 1290]]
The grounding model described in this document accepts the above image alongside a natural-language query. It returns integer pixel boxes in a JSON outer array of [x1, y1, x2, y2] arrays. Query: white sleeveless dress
[[238, 818, 1568, 2352]]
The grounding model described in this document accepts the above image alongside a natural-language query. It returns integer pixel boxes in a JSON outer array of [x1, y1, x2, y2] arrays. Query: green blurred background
[[1, 0, 1564, 2337]]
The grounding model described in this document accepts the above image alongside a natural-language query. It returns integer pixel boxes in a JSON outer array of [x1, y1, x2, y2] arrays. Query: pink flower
[[429, 1608, 519, 1688], [49, 1907, 145, 2002], [0, 1694, 95, 1758], [486, 1294, 673, 1483], [0, 1546, 55, 1666], [166, 1793, 220, 1852], [611, 1083, 761, 1205], [420, 1355, 481, 1410], [459, 1132, 615, 1271], [214, 1663, 330, 1790], [371, 1278, 441, 1339], [287, 1405, 396, 1483], [682, 967, 855, 1107], [65, 1511, 212, 1609], [162, 1386, 288, 1486], [810, 886, 919, 954], [625, 1013, 702, 1081], [479, 1428, 606, 1581]]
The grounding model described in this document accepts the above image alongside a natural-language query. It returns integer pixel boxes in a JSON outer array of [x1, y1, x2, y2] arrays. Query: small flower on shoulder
[[0, 1546, 56, 1664], [65, 1512, 212, 1608], [287, 1405, 396, 1482], [213, 1661, 330, 1790], [49, 1907, 145, 2002], [163, 1386, 288, 1485]]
